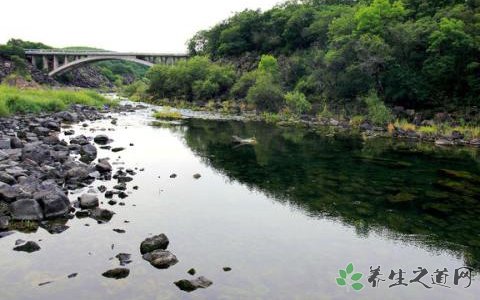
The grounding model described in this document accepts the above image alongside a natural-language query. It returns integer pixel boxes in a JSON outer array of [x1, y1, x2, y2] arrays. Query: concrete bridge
[[25, 49, 188, 77]]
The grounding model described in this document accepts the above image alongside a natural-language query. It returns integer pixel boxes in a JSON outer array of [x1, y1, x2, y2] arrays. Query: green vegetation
[[0, 85, 112, 116], [186, 0, 480, 112], [364, 90, 393, 125], [285, 91, 311, 115], [147, 56, 235, 102], [152, 108, 183, 120]]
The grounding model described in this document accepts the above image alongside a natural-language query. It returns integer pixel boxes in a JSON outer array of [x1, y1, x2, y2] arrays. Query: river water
[[0, 104, 479, 299]]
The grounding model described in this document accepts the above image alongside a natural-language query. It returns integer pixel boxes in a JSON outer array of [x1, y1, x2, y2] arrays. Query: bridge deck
[[25, 49, 188, 57]]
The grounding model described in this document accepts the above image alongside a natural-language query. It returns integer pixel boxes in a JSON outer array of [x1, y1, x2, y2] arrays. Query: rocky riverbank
[[150, 101, 480, 148], [0, 103, 140, 230]]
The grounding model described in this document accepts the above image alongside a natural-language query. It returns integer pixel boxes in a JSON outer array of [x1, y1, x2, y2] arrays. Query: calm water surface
[[0, 105, 479, 299]]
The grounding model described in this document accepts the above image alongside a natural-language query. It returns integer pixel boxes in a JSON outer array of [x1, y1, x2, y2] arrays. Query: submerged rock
[[13, 241, 40, 253], [102, 268, 129, 279], [90, 208, 115, 222], [140, 234, 169, 254], [174, 276, 213, 292], [116, 253, 132, 266]]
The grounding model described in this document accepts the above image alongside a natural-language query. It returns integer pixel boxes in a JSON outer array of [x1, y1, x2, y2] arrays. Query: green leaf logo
[[335, 263, 364, 291]]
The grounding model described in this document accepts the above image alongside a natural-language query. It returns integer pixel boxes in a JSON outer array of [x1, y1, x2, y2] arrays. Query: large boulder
[[34, 185, 70, 218], [22, 142, 51, 163], [95, 159, 112, 173], [93, 135, 110, 145], [9, 199, 43, 220], [140, 234, 169, 254]]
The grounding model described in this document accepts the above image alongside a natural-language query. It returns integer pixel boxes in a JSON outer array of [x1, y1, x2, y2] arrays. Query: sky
[[0, 0, 281, 53]]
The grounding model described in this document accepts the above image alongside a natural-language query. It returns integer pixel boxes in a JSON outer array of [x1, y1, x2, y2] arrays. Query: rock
[[140, 234, 169, 254], [111, 147, 125, 153], [0, 216, 10, 230], [10, 199, 43, 220], [40, 221, 69, 234], [187, 268, 196, 275], [70, 135, 89, 145], [98, 185, 107, 193], [113, 228, 125, 234], [193, 173, 201, 179], [0, 150, 9, 161], [142, 250, 178, 269], [102, 268, 129, 279], [15, 239, 25, 245], [470, 138, 480, 146], [117, 176, 133, 183], [435, 138, 453, 146], [67, 273, 78, 278], [174, 276, 213, 292], [78, 194, 99, 209], [10, 137, 24, 149], [90, 208, 114, 222], [38, 281, 52, 286], [75, 210, 90, 218], [0, 172, 16, 185], [80, 144, 97, 162], [55, 111, 77, 123], [34, 185, 70, 218], [451, 131, 464, 140], [223, 267, 232, 272], [116, 253, 132, 266], [13, 241, 41, 253], [64, 129, 75, 136], [0, 137, 11, 149], [93, 135, 110, 145], [0, 183, 21, 203], [170, 174, 177, 178], [95, 159, 112, 173]]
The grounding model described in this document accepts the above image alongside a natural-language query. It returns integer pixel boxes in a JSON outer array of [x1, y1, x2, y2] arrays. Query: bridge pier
[[64, 55, 69, 65], [53, 55, 59, 70], [42, 56, 49, 71]]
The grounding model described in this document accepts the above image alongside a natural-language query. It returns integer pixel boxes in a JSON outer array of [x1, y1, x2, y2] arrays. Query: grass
[[0, 85, 112, 116], [394, 119, 416, 131], [153, 107, 183, 120]]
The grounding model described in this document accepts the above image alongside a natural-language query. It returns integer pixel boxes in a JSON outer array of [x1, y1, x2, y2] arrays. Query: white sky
[[0, 0, 281, 53]]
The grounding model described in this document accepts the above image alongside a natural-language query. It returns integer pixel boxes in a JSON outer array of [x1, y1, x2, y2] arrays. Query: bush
[[247, 74, 284, 112], [153, 108, 183, 120], [285, 91, 311, 115], [230, 71, 257, 99], [363, 90, 392, 126], [147, 56, 235, 102]]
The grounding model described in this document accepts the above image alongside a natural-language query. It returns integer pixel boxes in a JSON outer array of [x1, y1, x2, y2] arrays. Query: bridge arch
[[49, 56, 154, 77]]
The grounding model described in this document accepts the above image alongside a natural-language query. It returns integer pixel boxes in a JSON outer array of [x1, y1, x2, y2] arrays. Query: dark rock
[[0, 137, 11, 149], [102, 268, 129, 279], [98, 185, 107, 193], [34, 185, 70, 218], [0, 216, 9, 230], [170, 174, 177, 178], [67, 273, 78, 278], [10, 199, 43, 220], [90, 208, 114, 222], [140, 234, 169, 254], [95, 159, 112, 173], [75, 210, 90, 218], [13, 241, 41, 252], [116, 253, 132, 266], [142, 250, 178, 269], [113, 228, 125, 233], [80, 144, 97, 162], [0, 172, 16, 184], [38, 281, 52, 286], [111, 147, 125, 153], [40, 221, 69, 234], [187, 268, 196, 275], [223, 267, 232, 272], [70, 135, 89, 145], [193, 173, 201, 179], [174, 276, 213, 292], [93, 135, 111, 145], [117, 176, 133, 183]]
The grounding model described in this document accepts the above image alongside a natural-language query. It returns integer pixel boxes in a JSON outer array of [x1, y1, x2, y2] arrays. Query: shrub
[[246, 74, 284, 112], [147, 56, 235, 102], [231, 71, 257, 99], [285, 91, 311, 115], [363, 90, 392, 126]]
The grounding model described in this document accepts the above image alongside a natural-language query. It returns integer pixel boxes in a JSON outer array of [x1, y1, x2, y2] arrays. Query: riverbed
[[0, 103, 479, 299]]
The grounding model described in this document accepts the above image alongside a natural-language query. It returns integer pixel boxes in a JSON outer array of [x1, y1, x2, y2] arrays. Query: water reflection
[[177, 119, 480, 270]]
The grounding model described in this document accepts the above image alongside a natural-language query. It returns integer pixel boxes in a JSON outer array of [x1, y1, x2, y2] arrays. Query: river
[[0, 103, 479, 299]]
